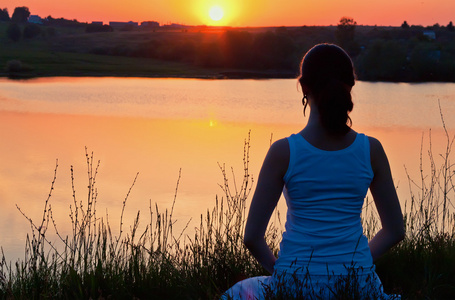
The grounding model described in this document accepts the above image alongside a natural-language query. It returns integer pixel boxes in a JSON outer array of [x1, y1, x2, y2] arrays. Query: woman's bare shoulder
[[269, 138, 290, 159], [264, 138, 290, 177], [271, 137, 289, 151], [367, 136, 389, 173], [368, 136, 385, 155]]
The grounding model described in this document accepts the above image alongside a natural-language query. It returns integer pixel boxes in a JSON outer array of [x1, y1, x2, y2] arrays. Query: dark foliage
[[11, 6, 30, 23], [23, 23, 41, 39], [356, 39, 407, 81], [45, 27, 56, 37], [5, 59, 34, 74], [221, 30, 254, 68], [77, 23, 455, 81], [6, 22, 21, 41], [3, 14, 455, 82], [0, 8, 10, 21], [250, 31, 297, 69], [44, 15, 85, 27]]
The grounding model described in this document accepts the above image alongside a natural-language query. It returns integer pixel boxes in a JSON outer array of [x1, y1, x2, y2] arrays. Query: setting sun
[[209, 5, 224, 22]]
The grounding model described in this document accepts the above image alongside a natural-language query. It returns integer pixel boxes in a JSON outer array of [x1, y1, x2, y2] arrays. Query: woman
[[222, 44, 405, 299]]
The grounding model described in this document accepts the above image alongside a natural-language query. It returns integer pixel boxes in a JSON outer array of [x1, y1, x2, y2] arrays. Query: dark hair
[[298, 44, 355, 135]]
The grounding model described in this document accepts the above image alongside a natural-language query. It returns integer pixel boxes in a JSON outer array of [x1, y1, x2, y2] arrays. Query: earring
[[302, 94, 308, 116]]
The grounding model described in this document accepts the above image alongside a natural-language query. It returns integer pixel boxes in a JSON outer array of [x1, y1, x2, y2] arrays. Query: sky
[[2, 0, 454, 27]]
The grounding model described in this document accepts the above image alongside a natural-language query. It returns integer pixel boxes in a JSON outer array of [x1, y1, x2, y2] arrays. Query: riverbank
[[0, 47, 297, 80], [0, 22, 296, 80]]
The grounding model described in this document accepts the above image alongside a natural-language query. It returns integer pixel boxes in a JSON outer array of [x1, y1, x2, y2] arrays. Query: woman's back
[[274, 132, 374, 276]]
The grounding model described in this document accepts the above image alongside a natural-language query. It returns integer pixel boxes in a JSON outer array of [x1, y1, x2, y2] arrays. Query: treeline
[[354, 24, 455, 81], [1, 6, 84, 41], [88, 29, 299, 73], [83, 22, 455, 82], [73, 18, 455, 82], [2, 6, 455, 82]]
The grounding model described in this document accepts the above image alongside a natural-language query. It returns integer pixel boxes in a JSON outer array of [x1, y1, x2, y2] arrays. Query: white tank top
[[274, 133, 374, 276]]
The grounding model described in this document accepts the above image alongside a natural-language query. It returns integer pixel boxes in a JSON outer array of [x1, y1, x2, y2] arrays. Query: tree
[[6, 23, 21, 41], [336, 17, 357, 49], [11, 6, 30, 23], [338, 17, 357, 30], [447, 21, 454, 32], [0, 8, 10, 21], [401, 21, 410, 29]]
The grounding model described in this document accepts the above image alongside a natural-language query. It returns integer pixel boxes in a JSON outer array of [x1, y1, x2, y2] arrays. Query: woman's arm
[[368, 137, 405, 262], [243, 138, 289, 274]]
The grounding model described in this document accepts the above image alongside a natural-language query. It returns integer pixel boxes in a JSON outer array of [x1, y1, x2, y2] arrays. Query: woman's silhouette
[[222, 44, 405, 299]]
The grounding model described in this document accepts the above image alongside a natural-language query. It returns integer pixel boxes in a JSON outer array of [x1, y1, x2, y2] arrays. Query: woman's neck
[[300, 107, 356, 151]]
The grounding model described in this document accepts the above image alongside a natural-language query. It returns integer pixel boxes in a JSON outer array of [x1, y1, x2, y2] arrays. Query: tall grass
[[0, 134, 267, 299], [373, 103, 455, 299], [1, 117, 455, 299]]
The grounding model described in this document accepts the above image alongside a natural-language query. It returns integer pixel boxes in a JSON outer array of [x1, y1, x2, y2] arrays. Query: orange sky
[[2, 0, 454, 27]]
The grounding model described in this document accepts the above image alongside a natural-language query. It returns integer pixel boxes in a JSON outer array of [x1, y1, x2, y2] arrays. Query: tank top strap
[[283, 134, 299, 183], [358, 133, 374, 176]]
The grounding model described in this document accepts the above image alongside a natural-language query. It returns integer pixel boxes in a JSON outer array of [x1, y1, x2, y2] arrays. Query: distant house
[[91, 21, 104, 26], [109, 21, 138, 29], [28, 15, 43, 24], [141, 21, 159, 28], [423, 30, 436, 40]]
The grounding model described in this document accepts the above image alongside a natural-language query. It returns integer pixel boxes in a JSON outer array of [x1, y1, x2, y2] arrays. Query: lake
[[1, 77, 455, 263]]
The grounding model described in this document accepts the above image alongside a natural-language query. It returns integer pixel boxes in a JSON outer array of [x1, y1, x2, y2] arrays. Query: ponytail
[[316, 79, 353, 135]]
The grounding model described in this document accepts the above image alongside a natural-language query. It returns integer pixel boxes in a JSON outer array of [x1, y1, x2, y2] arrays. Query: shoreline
[[0, 70, 298, 80], [2, 71, 454, 83]]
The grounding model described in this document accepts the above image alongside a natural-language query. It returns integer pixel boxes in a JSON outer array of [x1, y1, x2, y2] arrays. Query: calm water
[[1, 77, 455, 262]]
